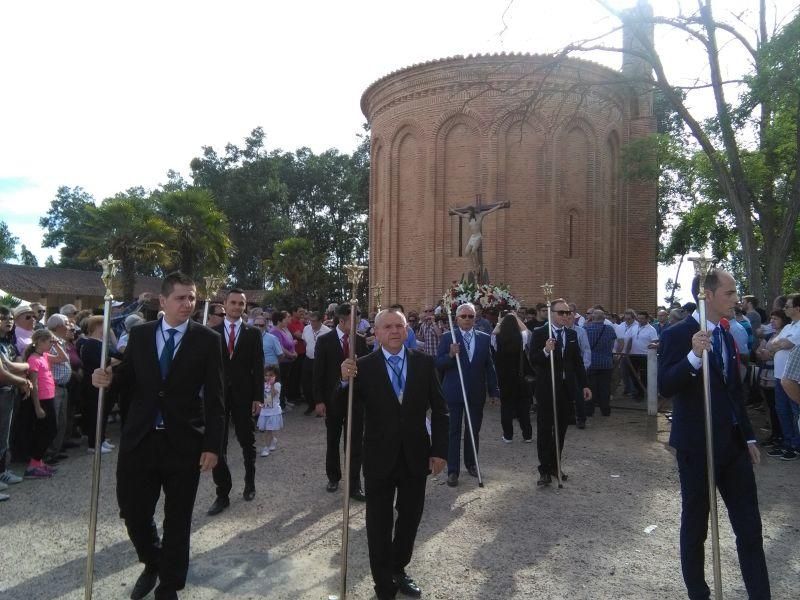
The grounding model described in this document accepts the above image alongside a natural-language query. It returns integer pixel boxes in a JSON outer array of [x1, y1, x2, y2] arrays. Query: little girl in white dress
[[257, 366, 283, 456]]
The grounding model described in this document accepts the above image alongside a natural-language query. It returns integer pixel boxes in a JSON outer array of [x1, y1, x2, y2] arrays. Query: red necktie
[[228, 322, 236, 357], [342, 333, 350, 358]]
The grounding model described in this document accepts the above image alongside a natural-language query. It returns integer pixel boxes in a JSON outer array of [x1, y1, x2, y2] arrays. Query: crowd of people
[[1, 288, 798, 498], [0, 273, 796, 600]]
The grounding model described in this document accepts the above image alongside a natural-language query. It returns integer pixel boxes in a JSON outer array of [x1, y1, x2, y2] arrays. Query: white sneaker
[[87, 446, 112, 455], [268, 439, 278, 451], [102, 440, 115, 449], [260, 447, 270, 457], [0, 470, 23, 484], [0, 481, 8, 491], [501, 436, 513, 444]]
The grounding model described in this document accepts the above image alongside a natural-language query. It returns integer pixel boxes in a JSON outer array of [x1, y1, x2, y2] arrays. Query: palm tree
[[156, 188, 231, 279], [77, 193, 172, 299]]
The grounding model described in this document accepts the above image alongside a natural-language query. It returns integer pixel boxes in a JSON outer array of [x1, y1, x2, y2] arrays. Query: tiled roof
[[0, 263, 162, 300]]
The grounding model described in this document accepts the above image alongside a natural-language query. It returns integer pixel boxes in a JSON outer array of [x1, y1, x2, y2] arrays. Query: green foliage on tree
[[600, 3, 799, 302], [153, 187, 231, 279], [18, 245, 38, 266], [191, 127, 370, 303], [39, 186, 96, 269], [0, 221, 18, 263], [44, 255, 56, 268]]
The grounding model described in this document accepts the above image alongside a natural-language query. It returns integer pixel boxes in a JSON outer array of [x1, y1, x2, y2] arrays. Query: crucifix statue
[[449, 194, 510, 283]]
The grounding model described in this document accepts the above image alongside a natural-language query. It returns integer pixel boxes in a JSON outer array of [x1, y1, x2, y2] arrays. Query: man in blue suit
[[436, 302, 499, 487], [658, 269, 770, 599]]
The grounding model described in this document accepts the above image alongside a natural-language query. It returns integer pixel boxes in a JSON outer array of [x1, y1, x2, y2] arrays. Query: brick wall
[[362, 54, 657, 314]]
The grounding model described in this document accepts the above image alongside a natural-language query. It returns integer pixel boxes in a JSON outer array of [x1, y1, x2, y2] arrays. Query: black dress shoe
[[394, 573, 422, 598], [537, 472, 552, 486], [207, 496, 230, 516], [130, 565, 158, 600], [243, 487, 255, 501], [446, 473, 458, 487], [326, 480, 339, 492], [350, 489, 366, 502], [466, 465, 478, 477]]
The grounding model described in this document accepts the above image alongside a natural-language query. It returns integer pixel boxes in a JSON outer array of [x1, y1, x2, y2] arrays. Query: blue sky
[[1, 0, 792, 303]]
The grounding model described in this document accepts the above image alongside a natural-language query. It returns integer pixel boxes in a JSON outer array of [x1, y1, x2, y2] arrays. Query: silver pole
[[541, 285, 563, 489], [339, 264, 367, 600], [84, 255, 120, 600], [443, 298, 484, 487], [690, 256, 723, 599]]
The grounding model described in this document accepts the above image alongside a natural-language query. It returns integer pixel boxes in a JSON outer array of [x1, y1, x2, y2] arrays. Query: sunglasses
[[254, 323, 266, 328], [212, 312, 226, 317], [555, 310, 573, 316], [21, 314, 35, 320], [458, 314, 475, 319]]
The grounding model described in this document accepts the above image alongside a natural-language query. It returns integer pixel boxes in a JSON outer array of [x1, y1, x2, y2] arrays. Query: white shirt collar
[[161, 318, 189, 334], [381, 345, 406, 360], [337, 325, 349, 339], [224, 317, 243, 327]]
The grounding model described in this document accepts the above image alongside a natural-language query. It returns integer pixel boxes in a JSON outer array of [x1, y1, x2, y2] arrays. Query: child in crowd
[[257, 366, 283, 456], [24, 329, 68, 478]]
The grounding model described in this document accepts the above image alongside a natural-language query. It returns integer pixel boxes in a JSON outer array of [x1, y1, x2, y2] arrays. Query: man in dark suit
[[208, 288, 264, 515], [342, 309, 448, 600], [435, 302, 499, 487], [658, 270, 769, 599], [529, 298, 591, 486], [313, 303, 369, 499], [92, 272, 224, 600]]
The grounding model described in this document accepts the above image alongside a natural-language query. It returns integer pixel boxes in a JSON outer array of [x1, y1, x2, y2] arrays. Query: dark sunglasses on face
[[22, 314, 35, 320], [555, 310, 573, 316], [458, 314, 475, 319]]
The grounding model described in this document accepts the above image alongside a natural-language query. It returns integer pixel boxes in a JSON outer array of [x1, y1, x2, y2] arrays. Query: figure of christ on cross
[[449, 195, 510, 280]]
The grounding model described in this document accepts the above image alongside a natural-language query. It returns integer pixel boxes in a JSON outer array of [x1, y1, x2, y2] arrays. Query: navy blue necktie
[[155, 328, 177, 428], [160, 329, 177, 379]]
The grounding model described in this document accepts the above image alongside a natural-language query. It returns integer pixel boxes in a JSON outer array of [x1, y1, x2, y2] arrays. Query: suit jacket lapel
[[145, 321, 161, 380]]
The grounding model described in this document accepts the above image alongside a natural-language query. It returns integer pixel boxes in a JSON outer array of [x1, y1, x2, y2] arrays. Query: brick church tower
[[361, 17, 657, 314]]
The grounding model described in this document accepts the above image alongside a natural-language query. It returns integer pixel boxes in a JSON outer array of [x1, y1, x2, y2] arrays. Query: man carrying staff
[[341, 309, 448, 600], [93, 272, 224, 600], [658, 269, 769, 599], [314, 303, 370, 500], [529, 298, 590, 486]]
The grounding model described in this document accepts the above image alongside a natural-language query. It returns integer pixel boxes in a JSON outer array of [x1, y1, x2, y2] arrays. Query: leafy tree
[[191, 127, 291, 288], [39, 186, 96, 269], [154, 188, 231, 280], [0, 221, 18, 263], [18, 245, 38, 267], [44, 255, 56, 268], [597, 2, 798, 301]]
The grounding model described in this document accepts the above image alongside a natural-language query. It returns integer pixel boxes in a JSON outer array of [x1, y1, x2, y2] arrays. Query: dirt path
[[1, 403, 797, 599]]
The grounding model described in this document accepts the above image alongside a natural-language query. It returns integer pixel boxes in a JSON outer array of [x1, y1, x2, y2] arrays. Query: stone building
[[361, 42, 657, 314]]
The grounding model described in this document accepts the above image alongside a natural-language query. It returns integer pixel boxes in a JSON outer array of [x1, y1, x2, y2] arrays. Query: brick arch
[[433, 108, 487, 140]]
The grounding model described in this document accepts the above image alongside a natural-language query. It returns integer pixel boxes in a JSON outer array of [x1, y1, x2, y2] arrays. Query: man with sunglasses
[[206, 303, 226, 329], [436, 302, 499, 487], [529, 299, 591, 486]]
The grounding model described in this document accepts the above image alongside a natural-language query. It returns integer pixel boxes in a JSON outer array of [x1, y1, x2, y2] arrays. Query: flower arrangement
[[444, 279, 521, 313]]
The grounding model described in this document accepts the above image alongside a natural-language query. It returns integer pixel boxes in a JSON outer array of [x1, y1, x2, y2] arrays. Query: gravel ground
[[1, 400, 798, 600]]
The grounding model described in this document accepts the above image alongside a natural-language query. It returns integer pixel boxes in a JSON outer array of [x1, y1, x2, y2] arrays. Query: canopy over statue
[[449, 195, 510, 284]]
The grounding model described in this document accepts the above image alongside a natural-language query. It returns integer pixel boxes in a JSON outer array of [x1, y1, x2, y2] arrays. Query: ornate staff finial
[[203, 274, 225, 301], [344, 265, 367, 305], [372, 283, 384, 312], [98, 255, 121, 301], [689, 256, 713, 300], [541, 282, 554, 302]]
